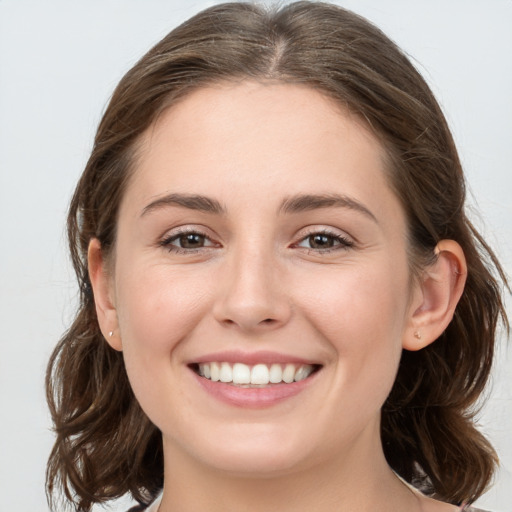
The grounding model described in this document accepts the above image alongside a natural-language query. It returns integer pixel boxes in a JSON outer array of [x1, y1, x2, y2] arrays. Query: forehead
[[143, 81, 381, 164], [122, 81, 400, 224]]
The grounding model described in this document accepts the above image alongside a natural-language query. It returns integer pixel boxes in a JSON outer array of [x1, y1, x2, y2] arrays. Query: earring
[[414, 331, 421, 340], [109, 331, 114, 337]]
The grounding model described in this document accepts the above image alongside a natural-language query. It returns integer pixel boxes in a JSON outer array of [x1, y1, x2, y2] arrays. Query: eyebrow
[[141, 192, 377, 222], [279, 193, 377, 223], [141, 193, 226, 217]]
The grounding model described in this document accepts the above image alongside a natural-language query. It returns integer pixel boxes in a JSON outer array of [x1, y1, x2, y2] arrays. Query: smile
[[194, 362, 318, 386]]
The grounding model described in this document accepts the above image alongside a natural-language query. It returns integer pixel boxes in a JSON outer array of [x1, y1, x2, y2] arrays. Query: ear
[[403, 240, 467, 351], [88, 238, 122, 351]]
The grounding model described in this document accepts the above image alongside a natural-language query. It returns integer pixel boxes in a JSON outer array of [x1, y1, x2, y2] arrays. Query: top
[[127, 497, 490, 512]]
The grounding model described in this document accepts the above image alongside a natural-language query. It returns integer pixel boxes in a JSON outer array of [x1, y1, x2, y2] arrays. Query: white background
[[0, 1, 510, 511]]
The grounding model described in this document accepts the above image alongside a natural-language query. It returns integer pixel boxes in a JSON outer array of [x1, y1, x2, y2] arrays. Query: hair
[[46, 2, 509, 511]]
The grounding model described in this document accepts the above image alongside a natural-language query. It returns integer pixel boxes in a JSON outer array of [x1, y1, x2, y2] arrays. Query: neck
[[158, 429, 420, 512]]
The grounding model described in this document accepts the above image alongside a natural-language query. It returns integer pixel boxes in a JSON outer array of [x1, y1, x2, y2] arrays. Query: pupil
[[310, 234, 333, 248], [180, 234, 203, 248]]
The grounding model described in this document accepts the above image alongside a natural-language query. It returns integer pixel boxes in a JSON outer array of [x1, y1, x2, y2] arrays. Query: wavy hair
[[46, 2, 509, 510]]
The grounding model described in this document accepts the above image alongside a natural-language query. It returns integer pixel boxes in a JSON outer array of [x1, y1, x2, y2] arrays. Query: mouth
[[189, 362, 321, 387]]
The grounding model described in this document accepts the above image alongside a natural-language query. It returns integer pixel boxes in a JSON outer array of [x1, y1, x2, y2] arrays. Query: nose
[[212, 247, 292, 333]]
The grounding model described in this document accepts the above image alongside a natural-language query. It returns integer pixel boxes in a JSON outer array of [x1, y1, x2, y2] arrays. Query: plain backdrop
[[0, 1, 510, 511]]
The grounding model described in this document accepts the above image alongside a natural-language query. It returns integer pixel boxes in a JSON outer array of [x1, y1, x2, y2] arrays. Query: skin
[[89, 81, 466, 512]]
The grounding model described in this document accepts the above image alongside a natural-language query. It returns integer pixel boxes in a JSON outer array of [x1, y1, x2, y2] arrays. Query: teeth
[[294, 365, 310, 382], [233, 363, 251, 384], [269, 363, 282, 383], [196, 362, 315, 386], [251, 364, 269, 385], [210, 362, 220, 382], [220, 362, 232, 383], [282, 364, 295, 383]]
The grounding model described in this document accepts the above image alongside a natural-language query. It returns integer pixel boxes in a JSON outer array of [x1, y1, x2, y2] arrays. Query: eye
[[160, 229, 217, 252], [174, 233, 208, 249], [296, 231, 354, 252]]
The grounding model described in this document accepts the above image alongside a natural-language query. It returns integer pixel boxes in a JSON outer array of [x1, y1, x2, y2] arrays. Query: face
[[103, 82, 420, 476]]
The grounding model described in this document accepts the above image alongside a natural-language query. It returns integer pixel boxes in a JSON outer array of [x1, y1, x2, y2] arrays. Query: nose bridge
[[213, 239, 290, 331]]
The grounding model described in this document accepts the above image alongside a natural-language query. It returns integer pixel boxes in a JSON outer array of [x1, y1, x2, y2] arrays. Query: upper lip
[[189, 350, 321, 366]]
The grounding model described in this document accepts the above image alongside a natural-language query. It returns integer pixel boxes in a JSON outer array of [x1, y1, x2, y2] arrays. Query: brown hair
[[46, 2, 509, 510]]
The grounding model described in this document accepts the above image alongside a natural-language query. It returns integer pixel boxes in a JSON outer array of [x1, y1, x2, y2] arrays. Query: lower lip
[[191, 369, 318, 408]]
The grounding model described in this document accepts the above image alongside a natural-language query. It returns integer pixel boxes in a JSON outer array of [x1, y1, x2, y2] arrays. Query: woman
[[46, 2, 509, 511]]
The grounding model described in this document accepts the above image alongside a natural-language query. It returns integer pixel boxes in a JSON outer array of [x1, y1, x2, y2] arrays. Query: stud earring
[[414, 331, 421, 340], [109, 331, 114, 337]]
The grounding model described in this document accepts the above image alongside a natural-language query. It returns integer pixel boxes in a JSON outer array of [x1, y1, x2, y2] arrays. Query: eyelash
[[159, 228, 216, 254], [294, 229, 354, 253], [159, 228, 354, 255]]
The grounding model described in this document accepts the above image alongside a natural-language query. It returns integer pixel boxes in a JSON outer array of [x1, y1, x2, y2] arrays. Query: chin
[[201, 448, 307, 477], [168, 422, 315, 476]]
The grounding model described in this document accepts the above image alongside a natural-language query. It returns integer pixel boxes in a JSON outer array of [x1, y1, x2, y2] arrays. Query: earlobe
[[88, 238, 122, 351], [403, 240, 467, 351]]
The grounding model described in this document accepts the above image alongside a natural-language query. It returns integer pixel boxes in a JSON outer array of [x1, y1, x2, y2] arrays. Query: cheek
[[299, 261, 409, 342], [113, 263, 217, 425], [295, 260, 409, 399], [114, 264, 214, 363]]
